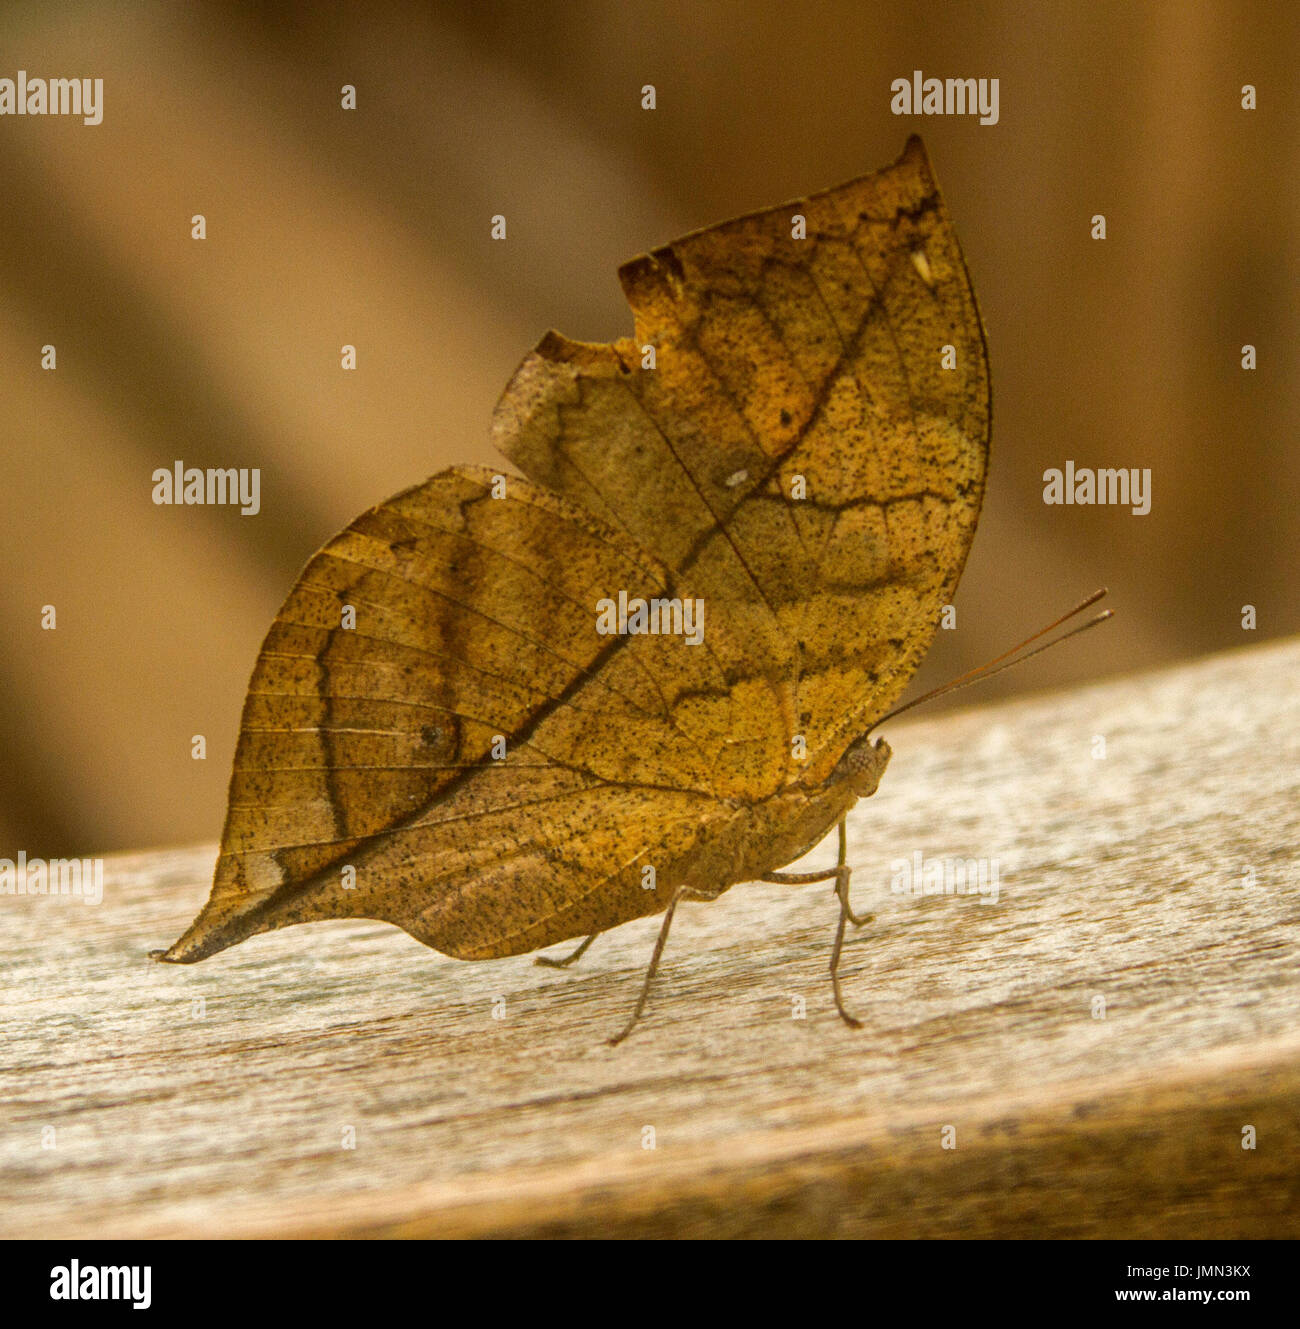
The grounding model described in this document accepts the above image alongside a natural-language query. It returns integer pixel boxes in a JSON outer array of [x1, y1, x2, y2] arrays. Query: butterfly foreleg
[[534, 931, 600, 969], [608, 882, 727, 1046]]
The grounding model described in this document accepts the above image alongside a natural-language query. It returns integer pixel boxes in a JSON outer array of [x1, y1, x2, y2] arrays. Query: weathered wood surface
[[3, 637, 1298, 1238]]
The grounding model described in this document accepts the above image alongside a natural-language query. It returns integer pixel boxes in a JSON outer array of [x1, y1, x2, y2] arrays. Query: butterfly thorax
[[715, 734, 893, 888]]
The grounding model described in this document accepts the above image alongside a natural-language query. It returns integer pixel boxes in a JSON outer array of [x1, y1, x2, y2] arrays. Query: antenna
[[868, 588, 1112, 732]]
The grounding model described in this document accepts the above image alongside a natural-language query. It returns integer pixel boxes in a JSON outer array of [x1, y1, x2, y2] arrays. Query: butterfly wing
[[493, 135, 990, 782], [162, 136, 989, 964], [162, 467, 784, 961]]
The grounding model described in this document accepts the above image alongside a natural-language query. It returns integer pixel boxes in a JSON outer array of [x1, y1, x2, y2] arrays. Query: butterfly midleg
[[762, 818, 872, 1026], [828, 886, 862, 1029], [608, 883, 726, 1046], [761, 820, 873, 924], [535, 931, 600, 969]]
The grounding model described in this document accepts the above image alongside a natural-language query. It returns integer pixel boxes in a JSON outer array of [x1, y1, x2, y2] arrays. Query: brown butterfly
[[157, 136, 994, 1041]]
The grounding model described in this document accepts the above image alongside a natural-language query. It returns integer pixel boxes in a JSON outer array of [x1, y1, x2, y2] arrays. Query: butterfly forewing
[[493, 135, 989, 781]]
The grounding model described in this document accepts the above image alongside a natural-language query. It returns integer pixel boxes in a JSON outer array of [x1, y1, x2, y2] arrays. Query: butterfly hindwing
[[163, 467, 786, 960]]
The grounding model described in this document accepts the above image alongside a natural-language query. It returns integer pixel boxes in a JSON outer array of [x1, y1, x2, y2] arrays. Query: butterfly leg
[[828, 817, 871, 1027], [763, 819, 872, 1026], [534, 931, 600, 969], [829, 885, 863, 1029], [608, 883, 725, 1046], [762, 820, 873, 925]]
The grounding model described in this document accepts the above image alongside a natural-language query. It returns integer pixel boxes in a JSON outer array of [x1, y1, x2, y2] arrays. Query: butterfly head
[[834, 733, 892, 799]]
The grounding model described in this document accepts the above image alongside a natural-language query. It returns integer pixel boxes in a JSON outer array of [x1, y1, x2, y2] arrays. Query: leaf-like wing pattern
[[492, 135, 988, 778], [162, 136, 989, 964]]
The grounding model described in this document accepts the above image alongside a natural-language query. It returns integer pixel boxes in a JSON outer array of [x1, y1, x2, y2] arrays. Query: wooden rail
[[3, 636, 1298, 1237]]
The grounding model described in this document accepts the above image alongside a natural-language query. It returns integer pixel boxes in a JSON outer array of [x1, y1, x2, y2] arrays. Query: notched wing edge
[[615, 134, 934, 317], [495, 135, 939, 448]]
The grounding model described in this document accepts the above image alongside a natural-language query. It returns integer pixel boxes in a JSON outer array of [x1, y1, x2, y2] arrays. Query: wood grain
[[3, 636, 1298, 1238]]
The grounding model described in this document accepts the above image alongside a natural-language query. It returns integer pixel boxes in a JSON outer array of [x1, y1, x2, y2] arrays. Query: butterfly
[[157, 135, 991, 1042]]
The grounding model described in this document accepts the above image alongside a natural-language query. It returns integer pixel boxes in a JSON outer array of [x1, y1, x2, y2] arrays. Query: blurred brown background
[[2, 0, 1296, 857]]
